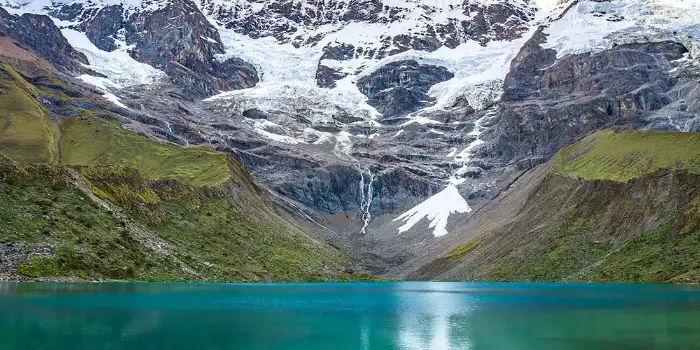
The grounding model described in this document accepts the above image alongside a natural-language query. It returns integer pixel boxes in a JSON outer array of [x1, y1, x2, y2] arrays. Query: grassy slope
[[554, 129, 700, 182], [574, 218, 700, 284], [60, 116, 230, 187], [433, 129, 700, 283], [0, 61, 369, 282], [1, 159, 365, 282], [0, 64, 59, 164]]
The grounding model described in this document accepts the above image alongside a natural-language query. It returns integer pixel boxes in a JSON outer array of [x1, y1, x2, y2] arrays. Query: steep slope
[[412, 129, 700, 283], [2, 0, 700, 280], [0, 156, 366, 282], [0, 63, 59, 164], [0, 51, 366, 282]]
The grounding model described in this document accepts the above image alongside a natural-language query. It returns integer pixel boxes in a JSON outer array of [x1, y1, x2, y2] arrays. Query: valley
[[0, 0, 699, 282]]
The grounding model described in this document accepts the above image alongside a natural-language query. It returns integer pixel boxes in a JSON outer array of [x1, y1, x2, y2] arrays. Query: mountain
[[411, 129, 700, 283], [0, 0, 699, 281], [0, 35, 366, 281]]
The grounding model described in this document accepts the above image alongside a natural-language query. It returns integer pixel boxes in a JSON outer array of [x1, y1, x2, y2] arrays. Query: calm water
[[1, 283, 700, 349]]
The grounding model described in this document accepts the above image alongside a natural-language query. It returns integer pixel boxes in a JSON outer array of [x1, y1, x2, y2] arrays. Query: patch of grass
[[0, 163, 187, 281], [154, 197, 356, 282], [1, 159, 369, 282], [487, 216, 611, 282], [59, 115, 230, 187], [442, 239, 483, 259], [576, 219, 700, 283], [554, 129, 700, 182], [0, 64, 58, 164]]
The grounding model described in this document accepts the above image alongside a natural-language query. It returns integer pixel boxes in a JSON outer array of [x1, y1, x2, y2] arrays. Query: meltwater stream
[[1, 282, 700, 350]]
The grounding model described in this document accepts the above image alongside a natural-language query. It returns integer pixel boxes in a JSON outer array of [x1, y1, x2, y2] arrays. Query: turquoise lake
[[1, 282, 700, 349]]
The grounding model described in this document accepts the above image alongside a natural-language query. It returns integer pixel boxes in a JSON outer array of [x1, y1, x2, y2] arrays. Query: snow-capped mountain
[[3, 0, 700, 276]]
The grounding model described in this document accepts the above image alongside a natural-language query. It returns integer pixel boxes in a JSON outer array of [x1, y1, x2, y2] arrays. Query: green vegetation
[[0, 161, 187, 281], [554, 129, 700, 182], [0, 158, 364, 282], [60, 116, 230, 187], [0, 64, 59, 164], [487, 216, 611, 282], [0, 60, 371, 282], [575, 220, 700, 284], [442, 239, 483, 260], [477, 130, 700, 283]]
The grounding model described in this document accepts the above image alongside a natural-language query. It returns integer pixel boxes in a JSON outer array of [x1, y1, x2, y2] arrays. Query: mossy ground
[[1, 159, 367, 282], [554, 129, 700, 182], [0, 64, 59, 164], [486, 216, 612, 282], [60, 116, 230, 187], [465, 130, 700, 283], [442, 239, 483, 260], [0, 164, 186, 281], [573, 219, 700, 284]]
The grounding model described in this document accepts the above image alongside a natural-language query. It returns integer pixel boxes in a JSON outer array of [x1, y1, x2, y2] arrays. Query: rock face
[[71, 0, 259, 98], [0, 8, 88, 73], [357, 60, 454, 118], [201, 0, 536, 51], [200, 0, 536, 88], [315, 43, 354, 88], [480, 38, 691, 170]]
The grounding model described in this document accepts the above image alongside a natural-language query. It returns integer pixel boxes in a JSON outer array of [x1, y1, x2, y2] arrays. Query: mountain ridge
[[1, 0, 699, 281]]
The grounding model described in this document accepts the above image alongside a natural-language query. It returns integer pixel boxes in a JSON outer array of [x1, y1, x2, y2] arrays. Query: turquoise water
[[1, 283, 700, 349]]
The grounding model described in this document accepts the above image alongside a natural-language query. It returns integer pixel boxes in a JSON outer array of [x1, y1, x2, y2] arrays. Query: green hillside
[[554, 129, 700, 182], [423, 129, 700, 284], [0, 64, 59, 164], [0, 60, 369, 282], [60, 116, 230, 187]]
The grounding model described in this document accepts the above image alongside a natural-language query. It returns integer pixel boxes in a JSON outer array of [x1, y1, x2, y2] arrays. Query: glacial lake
[[1, 283, 700, 349]]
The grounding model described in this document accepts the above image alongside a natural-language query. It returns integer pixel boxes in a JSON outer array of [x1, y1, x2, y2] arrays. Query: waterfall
[[163, 120, 173, 134], [356, 165, 375, 234]]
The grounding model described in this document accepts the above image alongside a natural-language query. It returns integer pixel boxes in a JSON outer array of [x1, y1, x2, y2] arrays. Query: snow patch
[[102, 93, 128, 108], [61, 29, 165, 88], [449, 107, 496, 185], [543, 0, 700, 58], [8, 0, 170, 17], [206, 25, 380, 123], [334, 131, 353, 156], [394, 184, 471, 238]]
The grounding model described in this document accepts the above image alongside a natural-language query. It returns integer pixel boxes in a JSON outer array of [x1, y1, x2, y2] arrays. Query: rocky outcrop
[[75, 0, 258, 99], [315, 43, 354, 88], [80, 5, 124, 52], [357, 60, 454, 118], [201, 0, 536, 63], [0, 7, 88, 73], [481, 39, 690, 169]]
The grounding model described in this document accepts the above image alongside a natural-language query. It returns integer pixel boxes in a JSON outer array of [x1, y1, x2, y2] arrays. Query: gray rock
[[357, 60, 454, 118], [486, 38, 689, 169], [76, 0, 259, 99], [0, 8, 88, 73]]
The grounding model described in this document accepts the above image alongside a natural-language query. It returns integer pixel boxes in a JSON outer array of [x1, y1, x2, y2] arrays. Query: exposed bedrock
[[480, 34, 693, 170], [357, 60, 454, 118], [77, 0, 258, 99], [0, 8, 88, 73]]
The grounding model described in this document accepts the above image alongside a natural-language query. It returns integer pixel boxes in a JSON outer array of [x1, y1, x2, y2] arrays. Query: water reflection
[[1, 283, 700, 350], [396, 283, 475, 349]]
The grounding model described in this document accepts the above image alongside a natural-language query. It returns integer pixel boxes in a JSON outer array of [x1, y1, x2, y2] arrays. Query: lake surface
[[1, 283, 700, 349]]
